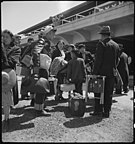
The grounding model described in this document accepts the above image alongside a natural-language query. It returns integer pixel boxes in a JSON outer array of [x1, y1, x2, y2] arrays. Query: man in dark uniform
[[90, 26, 120, 118], [31, 25, 57, 115], [116, 44, 129, 93]]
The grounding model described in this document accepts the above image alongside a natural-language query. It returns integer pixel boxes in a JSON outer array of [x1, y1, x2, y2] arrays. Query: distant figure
[[2, 30, 21, 106], [116, 44, 129, 93]]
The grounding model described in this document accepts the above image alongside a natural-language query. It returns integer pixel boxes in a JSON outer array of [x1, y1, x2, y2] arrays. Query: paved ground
[[2, 77, 134, 142]]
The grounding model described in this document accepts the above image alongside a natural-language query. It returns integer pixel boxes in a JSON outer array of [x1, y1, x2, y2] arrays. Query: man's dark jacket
[[93, 38, 120, 77]]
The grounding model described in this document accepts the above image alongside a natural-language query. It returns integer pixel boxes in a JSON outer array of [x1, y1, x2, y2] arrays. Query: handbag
[[40, 54, 52, 70], [21, 55, 33, 67]]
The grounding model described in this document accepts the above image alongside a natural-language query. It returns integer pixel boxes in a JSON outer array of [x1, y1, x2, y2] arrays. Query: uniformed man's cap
[[98, 26, 111, 34]]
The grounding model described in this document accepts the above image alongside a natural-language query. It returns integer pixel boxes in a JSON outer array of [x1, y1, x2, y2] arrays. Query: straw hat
[[2, 68, 16, 92]]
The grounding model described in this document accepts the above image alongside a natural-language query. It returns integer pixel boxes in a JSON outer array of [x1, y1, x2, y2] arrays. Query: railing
[[21, 1, 128, 43], [60, 1, 127, 25]]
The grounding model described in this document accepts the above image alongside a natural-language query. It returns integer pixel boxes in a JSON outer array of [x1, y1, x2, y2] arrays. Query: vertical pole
[[85, 75, 89, 102]]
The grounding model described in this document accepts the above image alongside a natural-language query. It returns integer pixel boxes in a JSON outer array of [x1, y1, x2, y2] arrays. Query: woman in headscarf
[[2, 30, 21, 131], [51, 40, 68, 101], [2, 30, 21, 106]]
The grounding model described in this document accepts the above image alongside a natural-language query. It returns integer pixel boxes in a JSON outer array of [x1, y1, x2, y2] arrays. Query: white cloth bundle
[[40, 54, 52, 70]]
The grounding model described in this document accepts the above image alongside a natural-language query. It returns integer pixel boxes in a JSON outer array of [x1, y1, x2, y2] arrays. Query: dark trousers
[[38, 68, 49, 100], [74, 81, 83, 95], [12, 80, 19, 105], [94, 77, 115, 113]]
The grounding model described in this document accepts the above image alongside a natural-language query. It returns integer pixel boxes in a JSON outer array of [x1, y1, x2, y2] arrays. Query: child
[[2, 69, 16, 131], [67, 49, 86, 95]]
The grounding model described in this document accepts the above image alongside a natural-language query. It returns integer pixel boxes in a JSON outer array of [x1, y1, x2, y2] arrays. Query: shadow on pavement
[[63, 115, 103, 128], [44, 98, 68, 107], [2, 106, 50, 133], [113, 93, 128, 98]]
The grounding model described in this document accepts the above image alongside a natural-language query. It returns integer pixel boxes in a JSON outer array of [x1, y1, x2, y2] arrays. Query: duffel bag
[[68, 93, 86, 117]]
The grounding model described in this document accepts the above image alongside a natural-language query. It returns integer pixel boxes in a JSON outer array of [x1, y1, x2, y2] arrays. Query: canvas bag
[[21, 54, 33, 67], [50, 57, 68, 76], [68, 93, 86, 117], [40, 53, 52, 70]]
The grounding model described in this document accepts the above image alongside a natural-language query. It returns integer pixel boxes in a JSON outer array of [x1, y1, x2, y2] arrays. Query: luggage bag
[[68, 93, 86, 117]]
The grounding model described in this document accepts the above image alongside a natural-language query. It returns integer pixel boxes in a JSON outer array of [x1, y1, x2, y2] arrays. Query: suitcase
[[68, 93, 86, 117], [48, 77, 58, 95], [48, 80, 55, 95], [88, 76, 104, 93]]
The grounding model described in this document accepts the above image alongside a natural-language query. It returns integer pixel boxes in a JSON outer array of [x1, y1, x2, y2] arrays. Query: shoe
[[26, 96, 30, 100], [10, 105, 15, 109], [37, 110, 51, 116], [89, 111, 102, 116], [115, 89, 122, 94], [60, 96, 68, 101], [21, 94, 29, 100], [102, 112, 110, 118], [123, 89, 129, 93], [55, 96, 61, 101], [30, 99, 35, 107], [3, 119, 10, 132]]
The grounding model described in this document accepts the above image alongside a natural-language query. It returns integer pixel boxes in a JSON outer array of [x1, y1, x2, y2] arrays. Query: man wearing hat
[[30, 25, 57, 115], [90, 26, 120, 118]]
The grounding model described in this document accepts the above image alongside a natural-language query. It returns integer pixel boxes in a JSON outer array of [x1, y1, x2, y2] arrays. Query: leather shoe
[[89, 111, 102, 116], [37, 110, 51, 116], [102, 112, 109, 118], [123, 89, 129, 93]]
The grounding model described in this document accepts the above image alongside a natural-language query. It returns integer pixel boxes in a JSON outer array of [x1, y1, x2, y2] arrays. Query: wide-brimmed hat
[[2, 68, 16, 92], [44, 25, 57, 34], [98, 26, 111, 34]]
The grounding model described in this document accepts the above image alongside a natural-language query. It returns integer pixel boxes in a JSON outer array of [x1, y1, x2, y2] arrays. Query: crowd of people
[[2, 25, 130, 132]]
